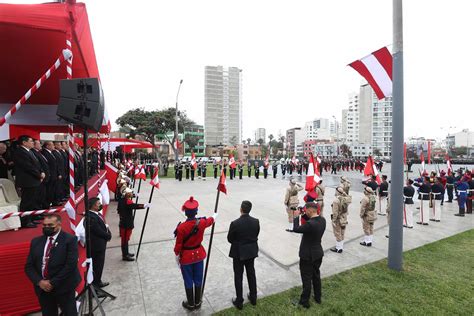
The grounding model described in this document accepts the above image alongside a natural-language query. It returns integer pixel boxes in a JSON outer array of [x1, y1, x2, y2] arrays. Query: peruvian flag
[[427, 141, 432, 164], [191, 152, 197, 170], [349, 47, 392, 100], [420, 152, 426, 173], [305, 153, 321, 191], [127, 163, 134, 174], [363, 155, 381, 184], [264, 155, 269, 167], [135, 165, 146, 180], [175, 138, 181, 149], [149, 167, 160, 189], [217, 168, 227, 194], [446, 154, 453, 175], [291, 155, 296, 165], [229, 153, 236, 169]]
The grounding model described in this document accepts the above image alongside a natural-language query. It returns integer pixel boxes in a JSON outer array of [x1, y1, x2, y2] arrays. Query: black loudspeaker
[[57, 78, 105, 132]]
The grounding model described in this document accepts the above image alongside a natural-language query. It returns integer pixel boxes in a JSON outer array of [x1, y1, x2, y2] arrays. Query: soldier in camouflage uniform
[[360, 187, 377, 247], [330, 187, 352, 253]]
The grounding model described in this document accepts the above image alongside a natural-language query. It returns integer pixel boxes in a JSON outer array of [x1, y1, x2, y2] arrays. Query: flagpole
[[388, 0, 404, 271], [136, 185, 155, 260], [200, 186, 221, 299], [132, 177, 142, 221]]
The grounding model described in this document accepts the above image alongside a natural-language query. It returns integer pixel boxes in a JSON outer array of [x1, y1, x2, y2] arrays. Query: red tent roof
[[0, 1, 108, 136]]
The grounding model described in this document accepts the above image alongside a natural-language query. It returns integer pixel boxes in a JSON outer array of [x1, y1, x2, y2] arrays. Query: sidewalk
[[98, 166, 473, 315]]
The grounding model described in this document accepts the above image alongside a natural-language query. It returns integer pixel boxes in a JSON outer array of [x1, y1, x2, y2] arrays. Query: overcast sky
[[8, 0, 474, 141]]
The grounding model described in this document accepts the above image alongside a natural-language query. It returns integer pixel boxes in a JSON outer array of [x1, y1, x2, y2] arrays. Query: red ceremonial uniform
[[174, 217, 214, 265]]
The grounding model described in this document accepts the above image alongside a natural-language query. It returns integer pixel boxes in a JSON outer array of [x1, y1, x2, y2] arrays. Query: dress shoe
[[429, 219, 436, 222], [297, 301, 310, 309], [407, 226, 413, 229], [127, 253, 135, 257], [423, 223, 429, 225], [454, 213, 465, 217], [285, 229, 293, 232], [232, 298, 243, 310], [96, 292, 107, 299], [314, 297, 321, 304], [122, 256, 135, 261], [403, 225, 407, 228], [435, 220, 440, 222], [330, 247, 342, 253], [97, 282, 109, 288], [247, 293, 257, 306], [360, 241, 372, 247]]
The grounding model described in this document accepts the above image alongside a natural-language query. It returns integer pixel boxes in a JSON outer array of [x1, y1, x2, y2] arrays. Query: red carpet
[[0, 171, 108, 316]]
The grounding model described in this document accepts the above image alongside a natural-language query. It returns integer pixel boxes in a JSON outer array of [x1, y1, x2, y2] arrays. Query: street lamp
[[175, 79, 183, 162], [332, 115, 339, 156]]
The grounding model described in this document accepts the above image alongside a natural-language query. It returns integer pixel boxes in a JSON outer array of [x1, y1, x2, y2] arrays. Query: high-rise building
[[304, 118, 331, 140], [346, 92, 359, 144], [371, 92, 393, 157], [286, 127, 301, 155], [254, 128, 266, 144], [204, 66, 242, 146]]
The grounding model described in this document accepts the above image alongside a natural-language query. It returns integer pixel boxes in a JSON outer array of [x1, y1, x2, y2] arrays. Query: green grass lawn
[[159, 165, 257, 179], [215, 229, 474, 315]]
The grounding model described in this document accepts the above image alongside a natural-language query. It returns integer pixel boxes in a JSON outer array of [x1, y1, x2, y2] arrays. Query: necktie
[[43, 237, 54, 279], [98, 212, 106, 224]]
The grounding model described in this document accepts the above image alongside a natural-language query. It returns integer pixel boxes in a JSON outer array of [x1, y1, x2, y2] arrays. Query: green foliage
[[184, 134, 200, 151]]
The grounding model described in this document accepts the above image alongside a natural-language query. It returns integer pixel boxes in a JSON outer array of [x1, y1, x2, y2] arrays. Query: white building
[[204, 66, 242, 146], [350, 143, 373, 158], [294, 128, 306, 156], [304, 118, 331, 140], [346, 92, 359, 144], [254, 128, 266, 144], [315, 143, 338, 157], [449, 129, 474, 148]]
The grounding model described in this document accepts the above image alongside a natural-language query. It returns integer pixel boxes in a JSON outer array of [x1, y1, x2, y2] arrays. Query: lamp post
[[175, 79, 183, 162], [332, 115, 339, 156]]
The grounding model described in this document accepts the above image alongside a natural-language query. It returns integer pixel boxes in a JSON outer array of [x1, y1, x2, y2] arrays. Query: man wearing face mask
[[25, 214, 81, 316], [86, 197, 112, 290]]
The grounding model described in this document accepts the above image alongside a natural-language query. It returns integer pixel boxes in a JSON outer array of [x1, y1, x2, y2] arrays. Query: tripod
[[75, 129, 116, 315]]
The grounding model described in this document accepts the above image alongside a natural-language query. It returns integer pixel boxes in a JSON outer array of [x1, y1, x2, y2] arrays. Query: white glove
[[105, 224, 110, 229], [212, 213, 219, 220], [134, 193, 139, 197], [175, 255, 180, 267], [143, 203, 151, 208]]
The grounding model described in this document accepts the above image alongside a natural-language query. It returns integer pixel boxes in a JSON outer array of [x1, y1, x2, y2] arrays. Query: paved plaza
[[97, 163, 473, 315]]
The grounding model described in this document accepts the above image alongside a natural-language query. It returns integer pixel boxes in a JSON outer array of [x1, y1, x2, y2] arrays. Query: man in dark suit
[[60, 142, 70, 199], [14, 135, 45, 228], [42, 141, 61, 207], [33, 140, 51, 209], [227, 200, 260, 310], [86, 197, 112, 289], [24, 214, 81, 316], [52, 142, 66, 201], [293, 202, 326, 308]]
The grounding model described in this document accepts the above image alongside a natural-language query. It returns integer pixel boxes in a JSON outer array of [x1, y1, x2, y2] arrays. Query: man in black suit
[[24, 214, 81, 316], [14, 135, 45, 228], [52, 142, 66, 201], [60, 142, 70, 199], [293, 202, 326, 308], [86, 197, 112, 289], [42, 141, 61, 207], [33, 140, 51, 209], [227, 200, 260, 310]]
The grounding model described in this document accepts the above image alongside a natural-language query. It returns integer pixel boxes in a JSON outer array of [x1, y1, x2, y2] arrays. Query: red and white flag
[[427, 141, 432, 165], [446, 154, 452, 175], [135, 165, 146, 180], [264, 155, 269, 167], [191, 152, 197, 170], [349, 47, 392, 100], [229, 153, 236, 169], [363, 155, 381, 184], [150, 167, 160, 189], [291, 155, 296, 165], [420, 152, 426, 173], [217, 168, 227, 194], [305, 153, 321, 191]]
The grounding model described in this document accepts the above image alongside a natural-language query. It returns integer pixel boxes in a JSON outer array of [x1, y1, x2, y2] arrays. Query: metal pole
[[388, 0, 404, 271], [175, 79, 183, 162]]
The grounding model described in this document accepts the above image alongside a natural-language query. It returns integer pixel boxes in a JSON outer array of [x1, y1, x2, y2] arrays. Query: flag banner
[[217, 169, 227, 194], [363, 155, 381, 184], [135, 165, 146, 180], [229, 153, 236, 169], [191, 152, 197, 170], [150, 168, 160, 189], [349, 47, 392, 100], [305, 153, 321, 191], [99, 180, 110, 205], [420, 152, 426, 173]]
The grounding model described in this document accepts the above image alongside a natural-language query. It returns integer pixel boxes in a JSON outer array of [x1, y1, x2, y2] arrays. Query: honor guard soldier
[[378, 175, 389, 216], [284, 178, 303, 231], [414, 176, 431, 225], [201, 161, 207, 179], [238, 160, 244, 179], [174, 197, 218, 311], [272, 162, 278, 178], [340, 176, 351, 194], [197, 161, 201, 178], [254, 161, 260, 179], [247, 160, 252, 178], [223, 160, 228, 177], [213, 161, 218, 179], [190, 163, 195, 181], [430, 177, 444, 222], [118, 188, 148, 261], [178, 161, 184, 181], [454, 177, 469, 217], [174, 162, 179, 180], [359, 187, 377, 247], [403, 179, 415, 228], [315, 180, 325, 216], [330, 187, 352, 253], [467, 173, 474, 214], [263, 160, 269, 179], [446, 171, 455, 202], [185, 162, 190, 179]]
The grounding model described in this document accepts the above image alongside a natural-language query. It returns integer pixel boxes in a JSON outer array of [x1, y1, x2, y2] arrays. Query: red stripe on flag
[[372, 47, 392, 80], [349, 60, 385, 100]]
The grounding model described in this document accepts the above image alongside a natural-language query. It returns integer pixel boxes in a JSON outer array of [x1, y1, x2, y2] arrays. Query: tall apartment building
[[254, 128, 266, 143], [204, 66, 242, 146], [304, 118, 331, 140], [286, 127, 302, 155], [346, 92, 359, 144]]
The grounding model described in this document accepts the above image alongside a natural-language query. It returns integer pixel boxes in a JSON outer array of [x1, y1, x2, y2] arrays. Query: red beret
[[182, 196, 199, 211]]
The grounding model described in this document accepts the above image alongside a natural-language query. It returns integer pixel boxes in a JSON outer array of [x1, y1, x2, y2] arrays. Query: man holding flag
[[191, 152, 197, 181]]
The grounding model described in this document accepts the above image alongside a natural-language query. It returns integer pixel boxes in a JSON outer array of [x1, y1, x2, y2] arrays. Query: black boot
[[182, 288, 195, 311], [122, 244, 135, 261], [194, 286, 202, 310]]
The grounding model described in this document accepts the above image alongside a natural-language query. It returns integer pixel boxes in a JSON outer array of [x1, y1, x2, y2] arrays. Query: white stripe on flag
[[361, 54, 392, 97]]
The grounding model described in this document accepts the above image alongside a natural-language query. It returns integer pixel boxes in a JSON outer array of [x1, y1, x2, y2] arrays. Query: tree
[[257, 138, 264, 146], [340, 144, 352, 157], [230, 135, 238, 146], [242, 139, 246, 145], [247, 138, 252, 145], [116, 107, 194, 159], [373, 148, 382, 157], [268, 134, 274, 144], [184, 134, 200, 153]]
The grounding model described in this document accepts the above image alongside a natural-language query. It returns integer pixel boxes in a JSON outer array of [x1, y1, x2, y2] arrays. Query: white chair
[[0, 179, 21, 206], [0, 186, 20, 231]]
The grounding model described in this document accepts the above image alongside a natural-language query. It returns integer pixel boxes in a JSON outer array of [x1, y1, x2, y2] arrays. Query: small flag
[[217, 168, 227, 194], [305, 153, 321, 191], [291, 155, 296, 165], [135, 165, 146, 180], [446, 154, 452, 175], [99, 180, 110, 205], [191, 152, 197, 170], [363, 155, 381, 184], [420, 152, 426, 173], [264, 155, 269, 168], [229, 153, 236, 169], [427, 141, 432, 165], [150, 167, 160, 189], [349, 47, 392, 100]]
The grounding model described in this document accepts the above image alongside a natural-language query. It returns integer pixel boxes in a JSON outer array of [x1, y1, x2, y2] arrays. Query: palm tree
[[247, 138, 252, 145]]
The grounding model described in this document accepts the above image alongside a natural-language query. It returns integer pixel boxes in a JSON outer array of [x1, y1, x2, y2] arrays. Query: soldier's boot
[[182, 288, 195, 311], [360, 235, 372, 247], [330, 241, 343, 253], [194, 286, 202, 310], [122, 244, 135, 261]]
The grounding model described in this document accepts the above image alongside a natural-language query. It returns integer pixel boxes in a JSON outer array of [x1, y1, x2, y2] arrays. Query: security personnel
[[378, 175, 389, 216], [238, 161, 244, 180], [414, 177, 431, 225], [272, 162, 278, 178], [340, 176, 351, 195], [403, 179, 415, 228], [446, 172, 455, 202], [430, 177, 444, 222], [330, 187, 351, 253], [174, 197, 217, 311], [360, 187, 377, 247], [185, 162, 190, 179], [118, 188, 147, 261], [213, 161, 218, 179], [315, 180, 325, 217], [254, 161, 260, 179], [247, 161, 252, 178]]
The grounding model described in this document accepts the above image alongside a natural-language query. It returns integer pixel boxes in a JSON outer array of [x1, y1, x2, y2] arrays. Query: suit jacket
[[294, 216, 326, 262], [41, 149, 58, 180], [85, 211, 112, 252], [32, 149, 50, 183], [52, 150, 66, 178], [24, 230, 81, 295], [227, 214, 260, 260], [13, 146, 42, 188]]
